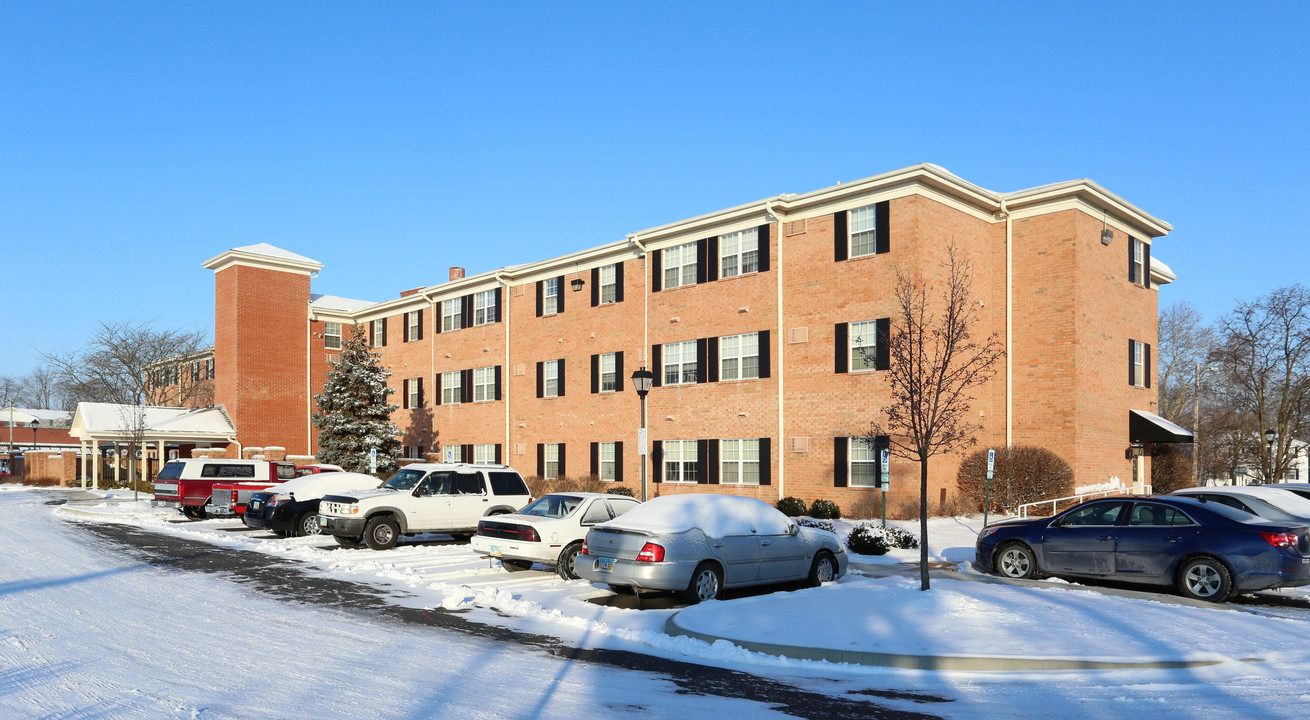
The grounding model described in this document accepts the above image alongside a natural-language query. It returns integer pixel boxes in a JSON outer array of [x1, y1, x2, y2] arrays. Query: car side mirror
[[789, 523, 799, 535]]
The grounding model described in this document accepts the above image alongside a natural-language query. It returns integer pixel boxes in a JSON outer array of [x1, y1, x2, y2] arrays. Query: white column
[[92, 441, 100, 490], [157, 439, 165, 469], [80, 441, 88, 490], [113, 444, 120, 486]]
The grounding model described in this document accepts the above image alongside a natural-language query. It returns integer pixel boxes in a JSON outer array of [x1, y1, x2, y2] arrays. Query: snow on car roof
[[265, 472, 381, 498], [1186, 486, 1310, 518], [597, 493, 789, 537]]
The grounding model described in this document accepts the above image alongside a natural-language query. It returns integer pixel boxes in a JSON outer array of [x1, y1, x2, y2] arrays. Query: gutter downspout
[[628, 232, 650, 477], [421, 286, 439, 460], [763, 200, 786, 501], [1001, 198, 1013, 447], [495, 272, 512, 458], [307, 302, 313, 457]]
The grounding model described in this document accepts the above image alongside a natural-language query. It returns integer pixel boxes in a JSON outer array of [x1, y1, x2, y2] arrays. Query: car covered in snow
[[295, 463, 344, 477], [576, 493, 847, 603], [1169, 486, 1310, 524], [471, 492, 642, 579], [244, 471, 382, 537]]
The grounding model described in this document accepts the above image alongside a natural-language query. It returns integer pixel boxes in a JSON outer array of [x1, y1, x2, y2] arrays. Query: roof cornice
[[202, 248, 324, 276]]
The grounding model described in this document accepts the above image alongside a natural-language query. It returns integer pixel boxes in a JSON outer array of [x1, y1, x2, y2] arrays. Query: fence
[[1016, 484, 1154, 518]]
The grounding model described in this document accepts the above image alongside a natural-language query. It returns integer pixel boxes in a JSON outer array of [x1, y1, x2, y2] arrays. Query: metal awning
[[1130, 409, 1194, 444]]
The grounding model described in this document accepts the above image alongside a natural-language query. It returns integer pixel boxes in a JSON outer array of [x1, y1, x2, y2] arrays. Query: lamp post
[[1265, 427, 1277, 483], [30, 419, 39, 451], [630, 366, 654, 501]]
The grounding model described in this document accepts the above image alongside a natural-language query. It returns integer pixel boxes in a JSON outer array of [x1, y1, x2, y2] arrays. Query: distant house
[[1207, 439, 1309, 486]]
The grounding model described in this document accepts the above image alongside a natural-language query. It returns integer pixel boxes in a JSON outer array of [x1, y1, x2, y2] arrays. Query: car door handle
[[1166, 536, 1182, 542], [1096, 535, 1113, 541], [712, 542, 724, 548], [761, 541, 771, 547]]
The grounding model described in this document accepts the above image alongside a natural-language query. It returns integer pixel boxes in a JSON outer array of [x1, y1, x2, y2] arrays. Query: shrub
[[955, 445, 1074, 514], [606, 486, 635, 497], [808, 499, 841, 519], [1150, 444, 1195, 494], [845, 522, 920, 555], [850, 491, 887, 520], [554, 475, 606, 494], [524, 475, 551, 499], [796, 518, 835, 533], [776, 496, 808, 517], [889, 499, 919, 520]]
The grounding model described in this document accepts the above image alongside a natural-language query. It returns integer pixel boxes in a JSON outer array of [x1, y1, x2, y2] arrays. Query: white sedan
[[471, 492, 642, 579]]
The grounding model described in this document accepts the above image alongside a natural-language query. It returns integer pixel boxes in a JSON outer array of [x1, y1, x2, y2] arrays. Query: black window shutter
[[462, 444, 473, 464], [434, 372, 443, 406], [418, 377, 424, 407], [590, 354, 599, 394], [651, 250, 663, 292], [652, 441, 663, 483], [494, 444, 502, 464], [1145, 343, 1152, 388], [402, 379, 409, 409], [876, 318, 890, 370], [558, 359, 566, 397], [591, 268, 600, 307], [1128, 237, 1138, 284], [493, 287, 502, 323], [875, 200, 890, 255], [1129, 340, 1136, 386], [434, 302, 442, 334], [696, 338, 708, 383], [706, 336, 719, 383], [696, 239, 709, 284], [403, 315, 409, 343], [835, 323, 849, 373], [462, 294, 473, 329], [381, 318, 387, 347], [615, 262, 625, 303], [706, 235, 719, 282], [369, 321, 376, 346], [536, 361, 544, 398], [759, 437, 772, 486], [494, 365, 502, 401], [462, 369, 473, 403], [757, 224, 771, 272], [615, 442, 624, 482], [615, 351, 624, 392], [758, 330, 771, 379], [558, 444, 566, 479], [697, 439, 711, 484], [706, 439, 720, 485], [590, 442, 599, 478], [651, 344, 663, 387], [537, 444, 545, 478], [834, 211, 848, 261], [417, 308, 423, 341], [535, 281, 544, 317], [834, 437, 849, 487], [1143, 243, 1152, 290], [556, 276, 565, 313]]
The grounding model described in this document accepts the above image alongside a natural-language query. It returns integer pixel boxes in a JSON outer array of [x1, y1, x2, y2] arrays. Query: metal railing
[[1016, 484, 1153, 518]]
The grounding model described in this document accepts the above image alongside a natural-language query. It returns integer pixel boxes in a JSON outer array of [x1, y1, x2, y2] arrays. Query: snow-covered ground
[[6, 483, 1310, 718]]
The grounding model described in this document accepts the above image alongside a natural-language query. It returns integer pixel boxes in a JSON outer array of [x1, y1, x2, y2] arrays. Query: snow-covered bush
[[797, 518, 834, 533], [606, 486, 635, 497], [809, 499, 841, 519], [776, 496, 808, 517], [845, 522, 919, 555]]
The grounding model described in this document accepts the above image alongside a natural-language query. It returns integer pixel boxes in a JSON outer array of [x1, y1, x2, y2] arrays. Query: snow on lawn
[[53, 488, 1310, 671]]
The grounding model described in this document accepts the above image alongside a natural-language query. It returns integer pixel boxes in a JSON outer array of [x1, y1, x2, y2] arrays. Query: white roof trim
[[203, 243, 324, 276]]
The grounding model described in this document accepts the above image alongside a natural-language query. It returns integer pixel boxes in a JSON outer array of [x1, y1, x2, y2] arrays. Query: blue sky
[[2, 2, 1307, 379]]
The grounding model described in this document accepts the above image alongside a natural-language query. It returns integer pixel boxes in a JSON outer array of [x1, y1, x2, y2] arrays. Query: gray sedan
[[576, 493, 847, 603]]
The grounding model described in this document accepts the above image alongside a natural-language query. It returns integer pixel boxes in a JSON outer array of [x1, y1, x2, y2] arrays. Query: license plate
[[319, 517, 329, 527], [489, 545, 502, 557], [598, 557, 615, 573], [250, 500, 262, 510]]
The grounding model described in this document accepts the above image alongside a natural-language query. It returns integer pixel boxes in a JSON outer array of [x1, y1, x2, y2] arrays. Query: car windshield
[[382, 468, 426, 491], [520, 495, 584, 519]]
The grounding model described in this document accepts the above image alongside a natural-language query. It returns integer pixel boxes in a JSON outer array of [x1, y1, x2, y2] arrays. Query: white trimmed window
[[544, 360, 561, 398], [663, 340, 698, 385], [1132, 340, 1145, 387], [599, 441, 617, 481], [545, 443, 562, 480], [720, 228, 759, 278], [543, 277, 561, 314], [1131, 238, 1146, 285], [474, 290, 496, 326], [442, 300, 462, 332], [721, 332, 760, 381], [372, 319, 386, 347], [850, 438, 879, 487], [474, 444, 497, 464], [663, 241, 698, 289], [599, 264, 617, 304], [721, 439, 760, 485], [406, 378, 421, 409], [442, 371, 461, 404], [663, 440, 699, 483], [324, 322, 342, 350], [474, 366, 495, 402], [850, 204, 878, 257], [444, 445, 461, 463], [407, 311, 420, 340], [850, 320, 878, 372], [600, 352, 618, 392]]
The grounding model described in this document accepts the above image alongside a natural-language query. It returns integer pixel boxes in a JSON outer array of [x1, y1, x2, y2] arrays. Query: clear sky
[[2, 2, 1307, 379]]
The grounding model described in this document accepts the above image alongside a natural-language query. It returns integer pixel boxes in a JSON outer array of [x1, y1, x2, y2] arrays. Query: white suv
[[318, 463, 531, 550]]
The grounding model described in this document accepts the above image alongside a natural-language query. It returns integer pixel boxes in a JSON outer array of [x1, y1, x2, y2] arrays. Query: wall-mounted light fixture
[[570, 277, 584, 292]]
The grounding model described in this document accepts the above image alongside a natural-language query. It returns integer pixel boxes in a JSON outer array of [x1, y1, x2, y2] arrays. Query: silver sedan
[[576, 493, 847, 603]]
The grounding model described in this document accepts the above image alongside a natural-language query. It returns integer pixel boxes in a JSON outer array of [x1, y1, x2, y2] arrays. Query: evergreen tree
[[313, 325, 401, 477]]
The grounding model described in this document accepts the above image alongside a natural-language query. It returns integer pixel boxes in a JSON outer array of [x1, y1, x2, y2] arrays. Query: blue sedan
[[975, 496, 1310, 602]]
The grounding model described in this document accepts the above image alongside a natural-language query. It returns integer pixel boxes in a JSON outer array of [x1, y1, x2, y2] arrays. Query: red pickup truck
[[153, 459, 296, 520]]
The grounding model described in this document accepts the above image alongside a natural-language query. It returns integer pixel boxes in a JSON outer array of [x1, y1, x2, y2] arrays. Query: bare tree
[[1156, 301, 1215, 424], [0, 376, 22, 408], [1210, 285, 1310, 483], [17, 367, 68, 411], [39, 320, 211, 408], [869, 247, 1004, 591]]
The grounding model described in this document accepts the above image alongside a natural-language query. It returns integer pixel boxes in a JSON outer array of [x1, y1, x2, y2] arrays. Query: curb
[[663, 612, 1242, 672]]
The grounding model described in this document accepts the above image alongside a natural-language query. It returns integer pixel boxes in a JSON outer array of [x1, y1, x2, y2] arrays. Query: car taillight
[[526, 527, 540, 542], [1259, 531, 1297, 548], [231, 489, 239, 503], [580, 538, 588, 556], [635, 542, 665, 563], [269, 494, 292, 507]]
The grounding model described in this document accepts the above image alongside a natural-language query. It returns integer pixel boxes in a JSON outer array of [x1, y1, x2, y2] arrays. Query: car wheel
[[807, 551, 837, 587], [363, 516, 400, 550], [293, 510, 321, 538], [556, 542, 583, 580], [1177, 556, 1233, 602], [334, 535, 363, 548], [684, 562, 723, 604], [994, 542, 1037, 579], [502, 558, 533, 572]]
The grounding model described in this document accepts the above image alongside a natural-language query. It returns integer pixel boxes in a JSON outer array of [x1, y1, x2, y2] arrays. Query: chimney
[[449, 267, 466, 281]]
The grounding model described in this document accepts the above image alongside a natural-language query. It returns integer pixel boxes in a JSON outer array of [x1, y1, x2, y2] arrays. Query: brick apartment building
[[200, 163, 1178, 510]]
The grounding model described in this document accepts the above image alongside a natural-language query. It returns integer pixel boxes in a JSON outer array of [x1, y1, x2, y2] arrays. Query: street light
[[30, 419, 39, 451], [630, 366, 655, 501], [1265, 428, 1277, 483]]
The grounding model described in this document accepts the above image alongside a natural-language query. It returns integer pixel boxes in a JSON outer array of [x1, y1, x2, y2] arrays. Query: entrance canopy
[[70, 403, 238, 446], [1129, 409, 1194, 444]]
